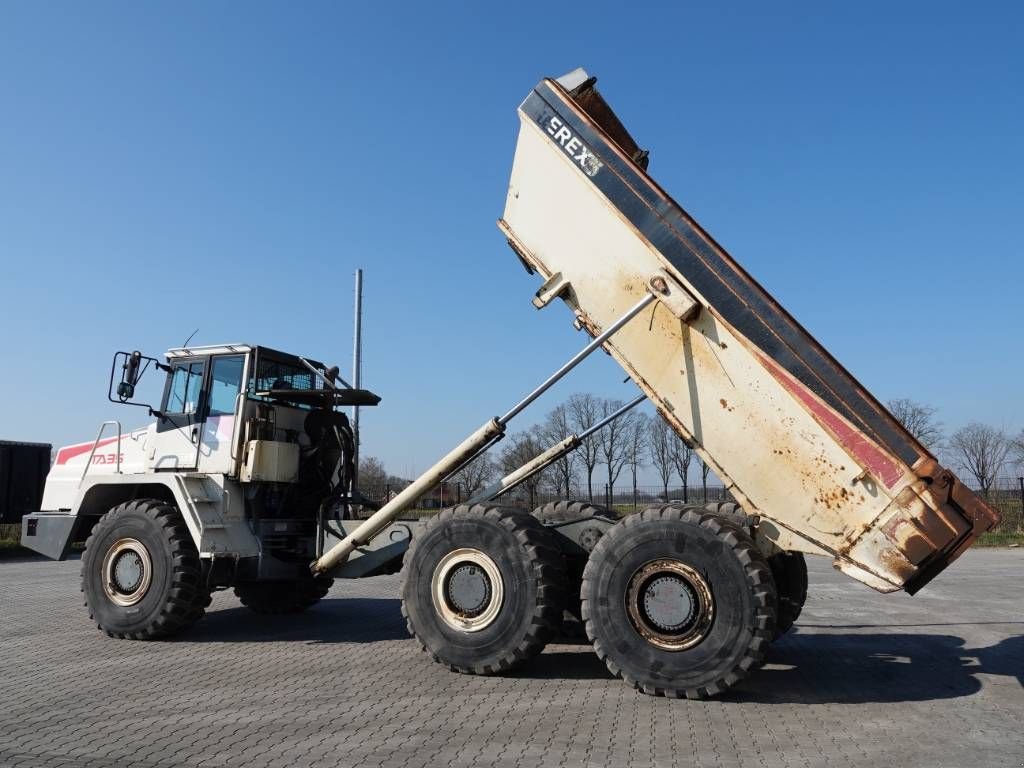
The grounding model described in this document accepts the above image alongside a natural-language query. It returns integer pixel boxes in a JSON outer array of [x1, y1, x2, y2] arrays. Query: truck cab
[[23, 343, 380, 621]]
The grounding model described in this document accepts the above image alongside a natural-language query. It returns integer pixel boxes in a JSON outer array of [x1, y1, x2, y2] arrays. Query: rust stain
[[877, 547, 917, 583]]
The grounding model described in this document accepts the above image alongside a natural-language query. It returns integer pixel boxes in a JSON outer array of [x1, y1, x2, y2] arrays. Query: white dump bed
[[500, 70, 999, 594]]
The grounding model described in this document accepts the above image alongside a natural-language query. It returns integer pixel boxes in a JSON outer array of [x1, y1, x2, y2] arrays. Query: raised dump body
[[499, 69, 999, 594]]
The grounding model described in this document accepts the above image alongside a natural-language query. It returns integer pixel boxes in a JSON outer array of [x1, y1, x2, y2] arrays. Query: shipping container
[[0, 441, 52, 524]]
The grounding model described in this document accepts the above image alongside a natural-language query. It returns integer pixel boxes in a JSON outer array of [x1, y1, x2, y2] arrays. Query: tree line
[[358, 395, 1024, 506], [886, 398, 1023, 497], [359, 393, 709, 508]]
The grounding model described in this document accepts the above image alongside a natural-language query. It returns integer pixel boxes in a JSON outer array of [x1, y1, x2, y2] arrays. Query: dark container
[[0, 441, 52, 523]]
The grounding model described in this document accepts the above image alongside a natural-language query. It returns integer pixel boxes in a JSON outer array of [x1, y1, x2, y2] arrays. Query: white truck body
[[498, 69, 999, 594]]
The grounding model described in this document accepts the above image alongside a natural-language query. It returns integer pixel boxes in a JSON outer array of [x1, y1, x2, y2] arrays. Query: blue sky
[[1, 2, 1021, 483]]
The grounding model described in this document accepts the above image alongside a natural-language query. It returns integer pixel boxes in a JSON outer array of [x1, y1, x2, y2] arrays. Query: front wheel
[[81, 499, 208, 640]]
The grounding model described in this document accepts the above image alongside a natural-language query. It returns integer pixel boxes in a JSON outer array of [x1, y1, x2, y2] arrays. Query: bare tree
[[536, 404, 577, 499], [1012, 429, 1024, 471], [671, 434, 694, 502], [567, 392, 601, 500], [499, 432, 547, 509], [449, 453, 497, 500], [597, 398, 630, 505], [358, 456, 388, 493], [648, 417, 675, 501], [700, 456, 711, 502], [625, 412, 649, 504], [948, 423, 1010, 497], [887, 398, 943, 449]]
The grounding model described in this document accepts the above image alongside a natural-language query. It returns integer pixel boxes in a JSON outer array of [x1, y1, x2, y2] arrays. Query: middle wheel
[[401, 504, 565, 675]]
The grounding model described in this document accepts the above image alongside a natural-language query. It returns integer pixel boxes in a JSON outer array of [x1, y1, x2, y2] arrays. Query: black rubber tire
[[581, 505, 776, 699], [81, 499, 207, 640], [531, 499, 616, 524], [400, 504, 565, 675], [703, 502, 807, 638], [183, 587, 213, 625], [768, 551, 808, 638], [532, 500, 615, 627], [703, 500, 758, 532], [234, 577, 333, 615]]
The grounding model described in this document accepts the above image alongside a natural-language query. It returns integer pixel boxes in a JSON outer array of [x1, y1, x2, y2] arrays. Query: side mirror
[[108, 349, 160, 413], [117, 351, 142, 401]]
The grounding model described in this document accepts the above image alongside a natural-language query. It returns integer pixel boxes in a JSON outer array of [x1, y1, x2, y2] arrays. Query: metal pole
[[443, 293, 655, 484], [439, 433, 505, 485], [465, 395, 646, 506], [498, 293, 655, 426], [299, 357, 352, 390], [578, 394, 646, 439], [313, 291, 656, 574], [312, 418, 504, 574], [352, 269, 363, 488]]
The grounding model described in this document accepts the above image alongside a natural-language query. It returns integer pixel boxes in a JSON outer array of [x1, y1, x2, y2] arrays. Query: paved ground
[[0, 550, 1021, 768]]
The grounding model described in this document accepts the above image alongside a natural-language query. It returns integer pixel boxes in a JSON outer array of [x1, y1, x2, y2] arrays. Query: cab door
[[152, 357, 206, 471], [197, 354, 246, 475]]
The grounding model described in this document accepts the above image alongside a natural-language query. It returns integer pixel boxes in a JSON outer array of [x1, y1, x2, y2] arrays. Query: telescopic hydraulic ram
[[310, 292, 656, 575]]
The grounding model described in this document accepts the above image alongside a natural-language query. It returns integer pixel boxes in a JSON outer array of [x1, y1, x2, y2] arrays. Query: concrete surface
[[0, 549, 1021, 768]]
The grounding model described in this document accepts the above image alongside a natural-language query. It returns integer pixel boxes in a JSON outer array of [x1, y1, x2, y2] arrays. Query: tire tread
[[581, 503, 777, 699], [400, 503, 564, 675], [81, 499, 208, 640]]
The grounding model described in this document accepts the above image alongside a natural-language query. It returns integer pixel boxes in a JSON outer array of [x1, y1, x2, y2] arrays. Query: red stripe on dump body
[[757, 352, 904, 489]]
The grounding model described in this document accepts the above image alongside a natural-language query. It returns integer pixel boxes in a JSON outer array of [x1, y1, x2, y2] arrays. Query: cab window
[[165, 361, 205, 415], [208, 356, 245, 416]]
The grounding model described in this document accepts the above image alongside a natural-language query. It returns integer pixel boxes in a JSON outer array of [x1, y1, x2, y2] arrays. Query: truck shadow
[[189, 597, 410, 643], [525, 629, 1024, 704], [727, 630, 1024, 704], [189, 598, 1024, 704]]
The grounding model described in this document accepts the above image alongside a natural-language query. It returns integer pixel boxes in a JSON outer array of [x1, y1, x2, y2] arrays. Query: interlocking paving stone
[[0, 550, 1021, 767]]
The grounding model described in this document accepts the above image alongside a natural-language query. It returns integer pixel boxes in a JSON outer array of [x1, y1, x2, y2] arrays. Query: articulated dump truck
[[22, 69, 999, 699]]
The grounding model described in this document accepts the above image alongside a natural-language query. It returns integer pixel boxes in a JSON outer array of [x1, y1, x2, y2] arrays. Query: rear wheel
[[401, 504, 565, 674], [234, 577, 333, 615], [81, 499, 207, 640], [532, 500, 614, 627], [582, 505, 776, 698], [703, 502, 808, 638], [768, 551, 808, 638], [703, 500, 757, 531]]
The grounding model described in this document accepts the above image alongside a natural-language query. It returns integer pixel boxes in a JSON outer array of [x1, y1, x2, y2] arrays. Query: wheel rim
[[625, 559, 714, 651], [101, 538, 153, 607], [431, 548, 504, 632]]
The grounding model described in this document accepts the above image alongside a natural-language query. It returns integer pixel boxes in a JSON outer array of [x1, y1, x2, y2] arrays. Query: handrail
[[229, 392, 245, 463], [81, 420, 123, 484]]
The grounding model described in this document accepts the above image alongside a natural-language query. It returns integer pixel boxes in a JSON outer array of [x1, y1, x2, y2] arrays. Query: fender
[[21, 474, 259, 560]]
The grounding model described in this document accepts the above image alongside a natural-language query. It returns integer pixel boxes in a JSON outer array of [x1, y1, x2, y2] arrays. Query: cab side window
[[165, 361, 205, 415], [208, 356, 245, 416]]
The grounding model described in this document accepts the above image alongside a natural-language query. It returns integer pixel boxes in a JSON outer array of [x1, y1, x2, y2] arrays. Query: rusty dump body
[[500, 70, 1000, 594]]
